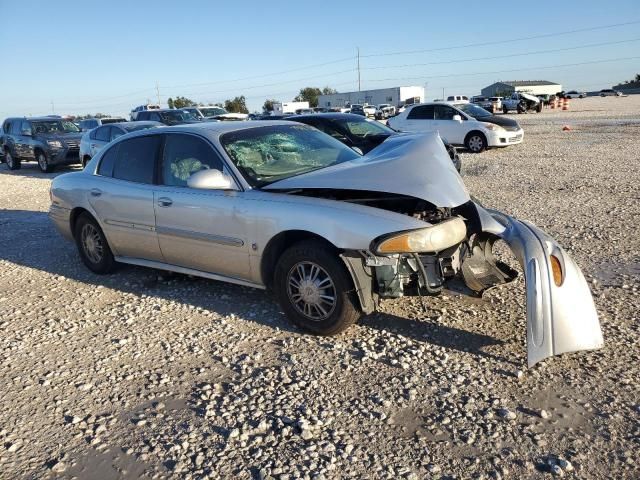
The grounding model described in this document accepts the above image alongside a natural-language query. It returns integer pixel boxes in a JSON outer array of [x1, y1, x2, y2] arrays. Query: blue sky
[[0, 0, 638, 117]]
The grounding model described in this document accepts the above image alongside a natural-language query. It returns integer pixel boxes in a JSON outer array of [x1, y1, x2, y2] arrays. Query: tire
[[74, 213, 116, 274], [274, 240, 361, 335], [82, 156, 90, 168], [536, 103, 543, 113], [465, 132, 487, 153], [36, 150, 54, 173], [502, 106, 508, 114], [5, 149, 21, 170]]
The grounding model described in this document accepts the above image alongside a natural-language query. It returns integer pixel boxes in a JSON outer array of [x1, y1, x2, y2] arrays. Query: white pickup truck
[[501, 93, 542, 114]]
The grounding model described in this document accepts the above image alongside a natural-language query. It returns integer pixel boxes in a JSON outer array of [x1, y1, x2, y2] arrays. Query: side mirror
[[21, 128, 32, 136], [187, 169, 235, 190], [452, 115, 463, 122]]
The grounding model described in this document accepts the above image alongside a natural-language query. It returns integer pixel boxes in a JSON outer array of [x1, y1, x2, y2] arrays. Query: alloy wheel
[[468, 136, 484, 153], [38, 153, 48, 171], [81, 223, 104, 264], [286, 261, 337, 321]]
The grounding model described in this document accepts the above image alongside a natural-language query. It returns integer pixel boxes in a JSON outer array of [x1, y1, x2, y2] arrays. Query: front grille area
[[64, 140, 79, 149], [509, 134, 523, 143]]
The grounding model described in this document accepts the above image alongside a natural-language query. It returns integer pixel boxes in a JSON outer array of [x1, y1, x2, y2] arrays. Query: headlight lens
[[481, 122, 504, 131], [47, 140, 63, 148], [373, 217, 467, 254]]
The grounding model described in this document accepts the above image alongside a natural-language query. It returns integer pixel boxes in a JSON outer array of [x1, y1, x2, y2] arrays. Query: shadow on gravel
[[1, 207, 508, 363], [0, 162, 80, 178], [362, 312, 515, 365]]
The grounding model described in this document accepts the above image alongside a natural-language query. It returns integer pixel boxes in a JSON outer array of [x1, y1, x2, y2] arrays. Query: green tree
[[294, 87, 322, 107], [262, 99, 277, 113], [224, 96, 249, 113], [167, 97, 174, 109], [322, 86, 337, 95], [171, 96, 196, 109]]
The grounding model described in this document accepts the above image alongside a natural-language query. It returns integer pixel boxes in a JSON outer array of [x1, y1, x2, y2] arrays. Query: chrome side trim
[[114, 256, 265, 290], [156, 226, 244, 247], [104, 219, 155, 231]]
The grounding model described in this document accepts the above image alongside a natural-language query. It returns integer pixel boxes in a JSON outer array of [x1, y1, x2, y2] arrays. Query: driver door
[[433, 105, 465, 145], [153, 133, 251, 280]]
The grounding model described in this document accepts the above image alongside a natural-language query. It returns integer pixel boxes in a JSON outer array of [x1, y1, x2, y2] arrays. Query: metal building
[[481, 81, 562, 97], [317, 86, 425, 109]]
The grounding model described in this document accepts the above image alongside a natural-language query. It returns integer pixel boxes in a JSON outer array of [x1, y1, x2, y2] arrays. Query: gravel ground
[[0, 96, 638, 479]]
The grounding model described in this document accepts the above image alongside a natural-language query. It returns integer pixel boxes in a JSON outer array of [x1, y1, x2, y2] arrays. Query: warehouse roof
[[498, 80, 560, 87]]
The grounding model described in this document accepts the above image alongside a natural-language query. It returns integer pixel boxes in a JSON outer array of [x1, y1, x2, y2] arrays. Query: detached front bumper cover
[[468, 205, 604, 367]]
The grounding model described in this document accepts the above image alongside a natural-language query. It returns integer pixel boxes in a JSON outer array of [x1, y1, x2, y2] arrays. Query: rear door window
[[110, 127, 125, 141], [434, 105, 458, 120], [407, 105, 434, 120], [94, 126, 111, 142], [112, 135, 161, 184]]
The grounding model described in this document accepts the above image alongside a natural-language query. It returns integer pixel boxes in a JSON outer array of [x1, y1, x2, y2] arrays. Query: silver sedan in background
[[79, 121, 162, 166], [50, 122, 603, 366]]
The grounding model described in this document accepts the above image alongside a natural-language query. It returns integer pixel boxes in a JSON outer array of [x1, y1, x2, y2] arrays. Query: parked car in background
[[446, 95, 469, 104], [79, 117, 128, 131], [502, 92, 542, 113], [374, 104, 395, 120], [1, 117, 82, 172], [349, 104, 365, 116], [199, 106, 227, 119], [135, 109, 202, 125], [363, 105, 377, 117], [181, 107, 206, 120], [388, 102, 524, 153], [286, 112, 461, 172], [312, 107, 329, 113], [130, 104, 161, 121], [79, 121, 162, 166], [295, 108, 314, 115], [600, 89, 623, 97], [49, 121, 602, 367], [565, 90, 587, 99]]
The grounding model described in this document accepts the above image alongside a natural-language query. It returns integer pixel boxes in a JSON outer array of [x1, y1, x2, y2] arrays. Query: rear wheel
[[465, 132, 487, 153], [74, 213, 116, 274], [274, 240, 361, 335], [37, 151, 54, 173], [5, 150, 20, 170], [502, 106, 508, 114]]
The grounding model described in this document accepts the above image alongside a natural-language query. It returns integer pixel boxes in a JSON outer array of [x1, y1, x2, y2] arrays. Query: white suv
[[388, 102, 524, 153]]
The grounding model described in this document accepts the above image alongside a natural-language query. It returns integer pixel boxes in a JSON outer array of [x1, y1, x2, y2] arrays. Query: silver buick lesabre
[[49, 121, 603, 366]]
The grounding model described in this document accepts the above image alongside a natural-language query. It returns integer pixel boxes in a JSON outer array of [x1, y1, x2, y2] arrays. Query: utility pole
[[357, 47, 361, 92], [155, 82, 161, 106]]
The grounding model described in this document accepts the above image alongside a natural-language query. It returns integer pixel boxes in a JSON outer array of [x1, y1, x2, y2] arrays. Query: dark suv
[[1, 117, 83, 172], [135, 109, 201, 125]]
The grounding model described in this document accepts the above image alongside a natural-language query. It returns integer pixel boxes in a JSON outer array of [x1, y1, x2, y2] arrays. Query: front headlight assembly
[[372, 217, 467, 254], [481, 122, 504, 132]]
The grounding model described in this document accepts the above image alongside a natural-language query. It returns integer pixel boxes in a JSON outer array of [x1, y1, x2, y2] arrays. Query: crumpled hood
[[264, 132, 470, 208]]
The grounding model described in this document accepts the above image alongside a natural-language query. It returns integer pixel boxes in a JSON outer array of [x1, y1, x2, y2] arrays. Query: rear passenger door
[[88, 135, 163, 261], [91, 126, 111, 156], [402, 105, 435, 133]]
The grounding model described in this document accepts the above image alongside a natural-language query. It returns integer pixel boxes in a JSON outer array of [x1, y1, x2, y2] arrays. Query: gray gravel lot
[[0, 96, 639, 479]]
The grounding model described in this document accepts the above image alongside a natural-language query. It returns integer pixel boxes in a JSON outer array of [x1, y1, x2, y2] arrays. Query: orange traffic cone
[[550, 99, 555, 109], [562, 98, 568, 111]]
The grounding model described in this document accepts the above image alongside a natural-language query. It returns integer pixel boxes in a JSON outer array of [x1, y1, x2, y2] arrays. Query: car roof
[[7, 116, 68, 122], [285, 113, 371, 122]]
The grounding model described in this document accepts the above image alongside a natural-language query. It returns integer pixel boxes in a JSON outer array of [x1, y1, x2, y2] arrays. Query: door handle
[[157, 197, 173, 207], [90, 188, 102, 197]]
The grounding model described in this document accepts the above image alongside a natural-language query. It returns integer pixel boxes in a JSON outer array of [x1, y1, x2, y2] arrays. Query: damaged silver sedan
[[49, 121, 603, 366]]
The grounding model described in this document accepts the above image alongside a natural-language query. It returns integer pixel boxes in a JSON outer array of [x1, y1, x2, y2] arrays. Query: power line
[[360, 20, 640, 58], [363, 38, 640, 70], [364, 56, 640, 83]]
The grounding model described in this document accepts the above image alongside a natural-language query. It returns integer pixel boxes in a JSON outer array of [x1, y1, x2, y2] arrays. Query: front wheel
[[37, 151, 54, 173], [74, 213, 116, 274], [465, 132, 487, 153], [502, 106, 508, 114], [5, 150, 20, 170], [274, 240, 361, 335]]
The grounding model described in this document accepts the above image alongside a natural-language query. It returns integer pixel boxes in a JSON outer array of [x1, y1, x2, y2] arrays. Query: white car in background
[[363, 105, 377, 117], [388, 102, 524, 153], [446, 95, 469, 104], [564, 90, 586, 99]]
